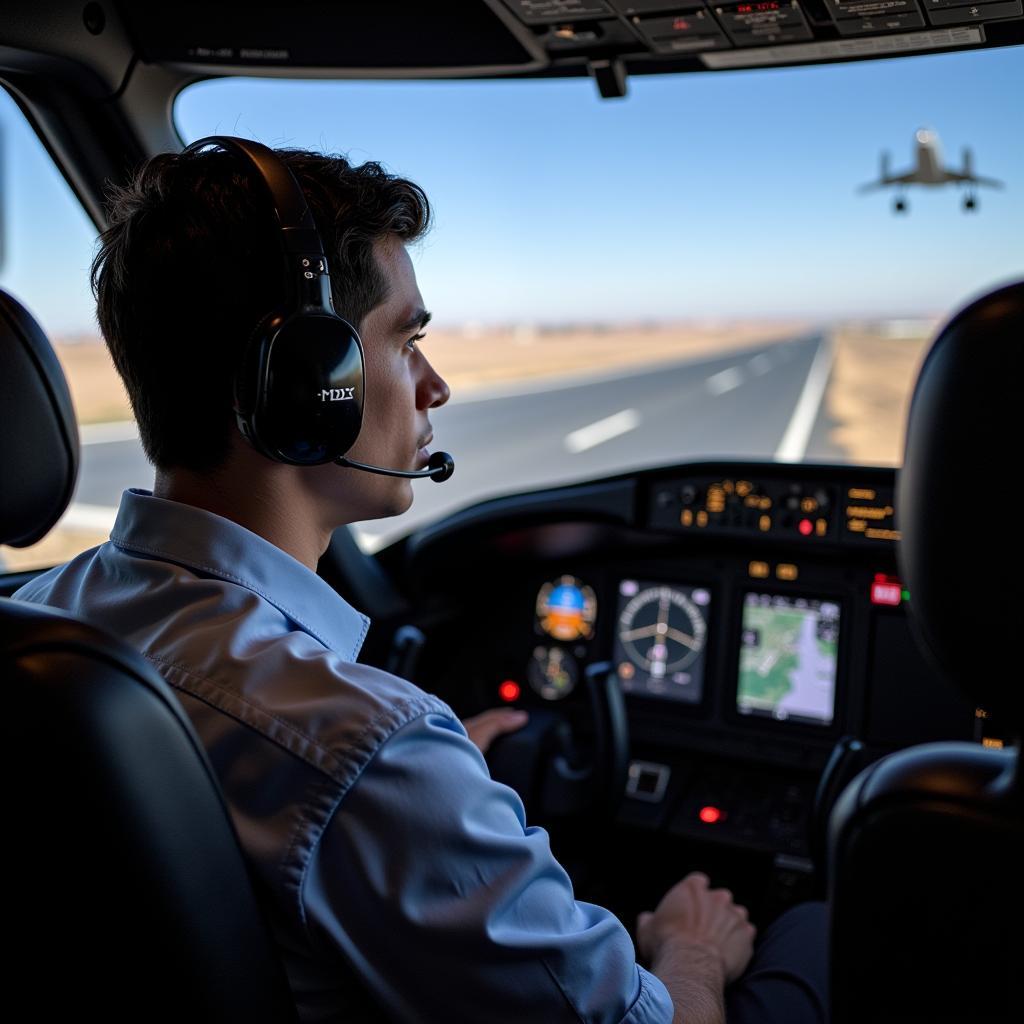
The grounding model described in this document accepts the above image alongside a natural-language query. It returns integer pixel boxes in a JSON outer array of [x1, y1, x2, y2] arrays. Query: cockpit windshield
[[1, 46, 1021, 566], [174, 49, 1023, 549]]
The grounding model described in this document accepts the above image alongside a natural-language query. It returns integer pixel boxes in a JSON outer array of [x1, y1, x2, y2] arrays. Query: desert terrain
[[2, 320, 933, 572]]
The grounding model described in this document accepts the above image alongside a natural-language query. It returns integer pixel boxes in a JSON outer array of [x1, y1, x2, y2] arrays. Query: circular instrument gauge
[[617, 585, 708, 678], [528, 645, 578, 701], [535, 575, 597, 642]]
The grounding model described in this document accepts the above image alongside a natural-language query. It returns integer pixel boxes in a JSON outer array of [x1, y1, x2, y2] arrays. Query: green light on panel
[[902, 589, 911, 602]]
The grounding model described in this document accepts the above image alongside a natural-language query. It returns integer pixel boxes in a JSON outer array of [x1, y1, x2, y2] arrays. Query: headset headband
[[181, 136, 325, 255], [181, 136, 335, 315]]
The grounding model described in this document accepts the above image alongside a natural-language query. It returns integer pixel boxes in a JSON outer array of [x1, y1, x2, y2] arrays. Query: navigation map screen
[[737, 592, 840, 726], [613, 580, 710, 704]]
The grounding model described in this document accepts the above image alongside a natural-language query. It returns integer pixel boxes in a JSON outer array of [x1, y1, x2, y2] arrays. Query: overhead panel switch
[[504, 0, 613, 22], [631, 7, 732, 52], [713, 1, 814, 45]]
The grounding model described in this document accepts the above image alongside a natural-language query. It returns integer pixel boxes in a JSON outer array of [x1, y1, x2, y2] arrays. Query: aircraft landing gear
[[963, 192, 978, 212], [893, 195, 908, 214]]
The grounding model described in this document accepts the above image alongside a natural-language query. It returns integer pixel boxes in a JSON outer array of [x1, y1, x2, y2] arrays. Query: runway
[[68, 332, 841, 552]]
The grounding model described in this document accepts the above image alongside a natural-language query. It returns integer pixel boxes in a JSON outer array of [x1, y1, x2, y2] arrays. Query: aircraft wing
[[944, 148, 1004, 188], [941, 170, 1004, 188], [857, 172, 919, 193]]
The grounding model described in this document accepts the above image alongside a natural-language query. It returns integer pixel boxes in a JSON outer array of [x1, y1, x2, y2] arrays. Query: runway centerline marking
[[565, 409, 641, 454], [774, 334, 836, 463], [705, 366, 744, 395], [747, 353, 773, 376]]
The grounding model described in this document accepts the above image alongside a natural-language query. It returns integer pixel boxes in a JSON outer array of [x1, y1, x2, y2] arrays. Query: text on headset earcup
[[250, 313, 364, 465]]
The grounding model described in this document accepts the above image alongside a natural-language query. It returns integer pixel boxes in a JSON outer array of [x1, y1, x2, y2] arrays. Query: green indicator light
[[901, 589, 911, 602]]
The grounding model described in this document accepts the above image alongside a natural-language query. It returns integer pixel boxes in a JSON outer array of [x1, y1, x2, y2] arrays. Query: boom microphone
[[334, 450, 455, 483]]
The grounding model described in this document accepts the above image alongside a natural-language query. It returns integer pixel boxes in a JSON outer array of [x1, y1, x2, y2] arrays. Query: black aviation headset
[[180, 136, 454, 483]]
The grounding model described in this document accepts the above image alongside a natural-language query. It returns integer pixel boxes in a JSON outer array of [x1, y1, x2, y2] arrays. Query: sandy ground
[[52, 339, 133, 425], [3, 320, 934, 572], [421, 320, 812, 394], [3, 527, 108, 575], [821, 323, 933, 466], [49, 322, 811, 426]]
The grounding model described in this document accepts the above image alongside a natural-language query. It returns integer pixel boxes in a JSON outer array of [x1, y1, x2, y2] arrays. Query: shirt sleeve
[[301, 710, 674, 1024]]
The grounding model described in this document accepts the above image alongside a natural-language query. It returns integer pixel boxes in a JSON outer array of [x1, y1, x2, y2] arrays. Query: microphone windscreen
[[428, 451, 455, 483]]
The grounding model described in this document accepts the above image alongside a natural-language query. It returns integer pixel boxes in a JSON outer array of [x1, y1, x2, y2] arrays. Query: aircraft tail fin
[[857, 150, 891, 193], [958, 146, 1003, 188]]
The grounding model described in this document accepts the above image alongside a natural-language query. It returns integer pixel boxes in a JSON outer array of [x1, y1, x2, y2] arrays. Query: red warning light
[[798, 518, 814, 536], [698, 805, 724, 824], [871, 573, 903, 607], [499, 680, 521, 703]]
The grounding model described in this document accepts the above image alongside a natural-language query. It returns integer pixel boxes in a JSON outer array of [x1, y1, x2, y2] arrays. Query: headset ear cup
[[245, 313, 364, 465], [234, 312, 279, 457], [325, 323, 365, 457]]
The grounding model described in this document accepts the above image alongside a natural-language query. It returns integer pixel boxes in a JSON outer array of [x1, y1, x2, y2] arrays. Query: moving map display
[[738, 592, 840, 726]]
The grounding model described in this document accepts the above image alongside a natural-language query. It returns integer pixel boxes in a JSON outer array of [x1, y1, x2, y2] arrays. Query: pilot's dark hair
[[91, 147, 431, 472]]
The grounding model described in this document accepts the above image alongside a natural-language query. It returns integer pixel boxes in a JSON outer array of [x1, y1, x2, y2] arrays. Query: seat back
[[0, 288, 297, 1022], [829, 743, 1023, 1022], [828, 281, 1024, 1023]]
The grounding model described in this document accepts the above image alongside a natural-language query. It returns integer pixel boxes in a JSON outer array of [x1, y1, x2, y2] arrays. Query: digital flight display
[[535, 575, 597, 642], [737, 592, 840, 726], [614, 580, 710, 704]]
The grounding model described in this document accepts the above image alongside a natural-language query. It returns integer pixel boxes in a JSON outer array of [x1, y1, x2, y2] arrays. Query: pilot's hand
[[636, 871, 756, 985], [462, 707, 529, 755]]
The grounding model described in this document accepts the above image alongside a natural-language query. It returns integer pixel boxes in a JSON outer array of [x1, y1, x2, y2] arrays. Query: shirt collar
[[109, 488, 370, 660]]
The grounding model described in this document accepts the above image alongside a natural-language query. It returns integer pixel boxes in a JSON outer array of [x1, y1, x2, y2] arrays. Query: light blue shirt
[[15, 489, 673, 1024]]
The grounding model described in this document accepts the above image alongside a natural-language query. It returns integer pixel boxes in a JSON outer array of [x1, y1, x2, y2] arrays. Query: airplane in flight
[[859, 128, 1003, 214]]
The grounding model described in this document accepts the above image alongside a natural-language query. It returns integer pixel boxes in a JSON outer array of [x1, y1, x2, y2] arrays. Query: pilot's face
[[306, 235, 449, 525]]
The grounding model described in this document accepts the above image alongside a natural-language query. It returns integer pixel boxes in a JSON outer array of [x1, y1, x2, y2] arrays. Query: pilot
[[15, 142, 827, 1024]]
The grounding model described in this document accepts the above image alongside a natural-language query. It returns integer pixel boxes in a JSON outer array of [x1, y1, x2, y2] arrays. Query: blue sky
[[2, 45, 1022, 336]]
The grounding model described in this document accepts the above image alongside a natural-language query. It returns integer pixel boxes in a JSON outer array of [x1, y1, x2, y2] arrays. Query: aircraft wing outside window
[[941, 170, 1005, 188], [857, 171, 920, 192]]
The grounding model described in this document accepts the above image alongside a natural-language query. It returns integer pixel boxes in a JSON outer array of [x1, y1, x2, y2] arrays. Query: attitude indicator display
[[535, 575, 597, 642], [614, 580, 710, 703]]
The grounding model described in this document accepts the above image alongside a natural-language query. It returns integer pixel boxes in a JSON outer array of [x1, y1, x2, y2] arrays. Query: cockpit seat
[[827, 280, 1024, 1023], [0, 288, 298, 1022]]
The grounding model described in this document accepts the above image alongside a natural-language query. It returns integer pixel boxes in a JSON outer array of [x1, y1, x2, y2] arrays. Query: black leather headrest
[[0, 289, 79, 547], [897, 280, 1024, 723]]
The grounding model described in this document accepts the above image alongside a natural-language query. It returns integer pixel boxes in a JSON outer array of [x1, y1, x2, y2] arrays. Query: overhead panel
[[713, 1, 813, 45], [608, 0, 702, 11], [504, 0, 615, 20], [824, 0, 1020, 31], [118, 1, 539, 72], [826, 0, 926, 33], [922, 0, 1022, 24], [114, 0, 1024, 77], [629, 9, 732, 52], [504, 0, 1021, 63]]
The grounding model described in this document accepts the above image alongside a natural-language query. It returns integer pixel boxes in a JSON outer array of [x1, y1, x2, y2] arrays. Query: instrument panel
[[523, 562, 850, 734], [409, 461, 978, 861]]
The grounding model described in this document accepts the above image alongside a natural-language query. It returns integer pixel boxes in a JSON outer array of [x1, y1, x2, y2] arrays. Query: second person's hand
[[637, 871, 756, 985]]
